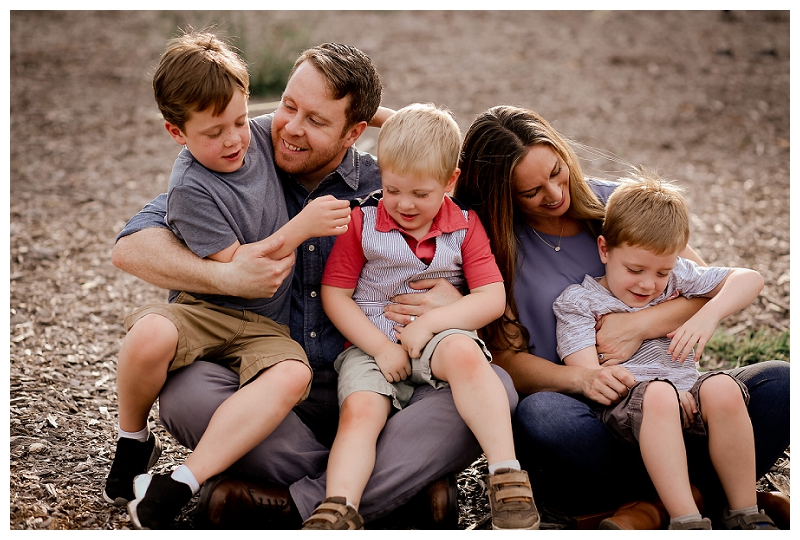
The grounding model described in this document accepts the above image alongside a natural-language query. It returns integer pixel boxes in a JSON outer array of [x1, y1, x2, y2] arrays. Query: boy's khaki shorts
[[601, 371, 749, 445], [334, 329, 492, 410], [124, 292, 311, 400]]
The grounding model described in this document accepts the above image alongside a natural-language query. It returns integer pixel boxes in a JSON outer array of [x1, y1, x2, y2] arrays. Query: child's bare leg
[[183, 359, 311, 485], [117, 314, 178, 432], [430, 334, 515, 465], [326, 391, 391, 508], [638, 381, 698, 519], [700, 375, 756, 511]]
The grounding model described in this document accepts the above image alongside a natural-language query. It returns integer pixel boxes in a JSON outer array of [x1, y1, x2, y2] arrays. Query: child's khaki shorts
[[124, 292, 311, 400], [334, 329, 492, 410], [601, 371, 749, 445]]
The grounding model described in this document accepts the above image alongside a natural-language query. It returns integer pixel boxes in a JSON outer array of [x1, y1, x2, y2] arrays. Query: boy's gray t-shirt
[[553, 257, 730, 391], [165, 114, 291, 323]]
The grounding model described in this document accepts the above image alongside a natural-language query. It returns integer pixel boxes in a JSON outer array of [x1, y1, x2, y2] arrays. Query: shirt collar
[[375, 195, 468, 236]]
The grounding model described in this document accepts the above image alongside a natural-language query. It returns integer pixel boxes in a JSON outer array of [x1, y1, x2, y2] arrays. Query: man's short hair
[[153, 29, 250, 131], [377, 103, 462, 184], [602, 171, 691, 255], [290, 43, 382, 131]]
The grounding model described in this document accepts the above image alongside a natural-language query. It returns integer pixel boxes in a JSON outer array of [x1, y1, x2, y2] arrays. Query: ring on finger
[[410, 315, 416, 322], [598, 353, 604, 361]]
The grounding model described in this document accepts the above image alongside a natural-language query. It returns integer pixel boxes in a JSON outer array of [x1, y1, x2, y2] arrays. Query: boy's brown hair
[[377, 103, 461, 184], [153, 29, 250, 132], [602, 171, 691, 255]]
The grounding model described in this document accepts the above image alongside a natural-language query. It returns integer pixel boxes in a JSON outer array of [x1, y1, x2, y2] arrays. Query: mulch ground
[[9, 10, 789, 530]]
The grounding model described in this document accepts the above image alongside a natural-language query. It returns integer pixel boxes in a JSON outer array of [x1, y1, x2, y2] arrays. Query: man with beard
[[112, 41, 517, 528]]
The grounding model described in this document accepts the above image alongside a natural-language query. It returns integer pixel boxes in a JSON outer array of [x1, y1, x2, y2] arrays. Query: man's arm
[[112, 225, 294, 299]]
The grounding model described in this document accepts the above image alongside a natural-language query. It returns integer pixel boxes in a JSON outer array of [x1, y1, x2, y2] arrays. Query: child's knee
[[122, 313, 178, 366], [269, 359, 312, 397], [433, 334, 487, 374], [641, 380, 679, 415], [340, 392, 389, 429], [699, 375, 746, 414]]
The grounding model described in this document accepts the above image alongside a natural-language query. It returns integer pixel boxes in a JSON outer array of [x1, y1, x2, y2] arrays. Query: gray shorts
[[334, 329, 492, 410], [601, 371, 750, 445]]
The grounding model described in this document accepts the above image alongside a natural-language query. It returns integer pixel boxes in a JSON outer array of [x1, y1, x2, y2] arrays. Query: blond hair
[[603, 171, 690, 255], [153, 29, 250, 132], [377, 103, 462, 184]]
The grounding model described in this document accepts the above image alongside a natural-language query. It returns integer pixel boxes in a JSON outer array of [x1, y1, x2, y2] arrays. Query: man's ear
[[164, 121, 187, 146], [341, 120, 368, 149], [597, 235, 609, 263]]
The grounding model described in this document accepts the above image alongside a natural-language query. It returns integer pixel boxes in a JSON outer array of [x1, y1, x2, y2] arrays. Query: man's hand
[[374, 342, 412, 383], [221, 235, 294, 299], [580, 365, 636, 406], [384, 278, 463, 327]]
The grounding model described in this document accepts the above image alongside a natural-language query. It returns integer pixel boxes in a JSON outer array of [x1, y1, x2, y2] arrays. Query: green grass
[[699, 328, 789, 371], [161, 11, 317, 98]]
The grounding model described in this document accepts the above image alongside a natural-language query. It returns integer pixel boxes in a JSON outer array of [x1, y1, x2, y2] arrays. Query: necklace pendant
[[554, 246, 561, 252]]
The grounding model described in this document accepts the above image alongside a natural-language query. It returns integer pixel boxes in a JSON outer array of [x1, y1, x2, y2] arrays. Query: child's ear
[[445, 168, 460, 194], [164, 121, 187, 146], [597, 235, 609, 263]]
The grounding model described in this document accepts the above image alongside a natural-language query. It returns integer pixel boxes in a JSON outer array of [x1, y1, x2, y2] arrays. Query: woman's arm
[[594, 296, 709, 365], [112, 228, 293, 299]]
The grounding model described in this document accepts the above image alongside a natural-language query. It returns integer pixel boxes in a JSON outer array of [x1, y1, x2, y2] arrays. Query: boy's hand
[[297, 195, 351, 238], [677, 390, 698, 428], [394, 317, 435, 360], [374, 342, 412, 383], [667, 314, 719, 362]]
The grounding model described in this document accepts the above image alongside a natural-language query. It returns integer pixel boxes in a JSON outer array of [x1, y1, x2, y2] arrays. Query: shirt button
[[310, 291, 317, 298], [309, 331, 317, 338], [308, 245, 315, 251]]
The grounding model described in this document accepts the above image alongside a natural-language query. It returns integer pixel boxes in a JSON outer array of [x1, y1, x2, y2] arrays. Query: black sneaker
[[103, 433, 162, 506], [128, 473, 193, 529]]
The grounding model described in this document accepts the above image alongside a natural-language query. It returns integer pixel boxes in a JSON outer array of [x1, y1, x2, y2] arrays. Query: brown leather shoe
[[195, 475, 300, 529], [598, 484, 704, 530], [599, 500, 669, 530], [404, 474, 459, 529], [756, 491, 789, 530]]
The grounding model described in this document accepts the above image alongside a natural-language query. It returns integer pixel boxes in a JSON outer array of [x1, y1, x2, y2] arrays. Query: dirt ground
[[8, 10, 790, 530]]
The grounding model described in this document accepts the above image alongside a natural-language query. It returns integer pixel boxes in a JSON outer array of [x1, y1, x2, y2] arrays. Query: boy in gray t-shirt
[[553, 174, 775, 530], [104, 31, 352, 529]]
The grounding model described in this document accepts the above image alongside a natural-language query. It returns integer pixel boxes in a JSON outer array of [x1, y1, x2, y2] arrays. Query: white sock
[[488, 460, 521, 475], [670, 513, 703, 526], [171, 465, 201, 495], [118, 425, 149, 442], [726, 505, 759, 517]]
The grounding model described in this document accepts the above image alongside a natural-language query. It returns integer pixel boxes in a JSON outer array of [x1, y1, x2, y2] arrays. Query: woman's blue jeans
[[514, 360, 789, 516]]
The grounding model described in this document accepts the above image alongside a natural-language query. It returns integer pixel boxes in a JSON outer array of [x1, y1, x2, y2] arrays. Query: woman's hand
[[594, 311, 644, 365], [384, 278, 463, 326], [579, 365, 636, 406]]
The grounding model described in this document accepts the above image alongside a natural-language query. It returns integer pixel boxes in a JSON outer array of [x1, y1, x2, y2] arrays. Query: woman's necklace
[[531, 220, 565, 252]]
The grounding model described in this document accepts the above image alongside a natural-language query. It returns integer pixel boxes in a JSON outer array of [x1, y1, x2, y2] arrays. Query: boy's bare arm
[[321, 284, 411, 382], [207, 195, 351, 265], [667, 268, 764, 361]]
